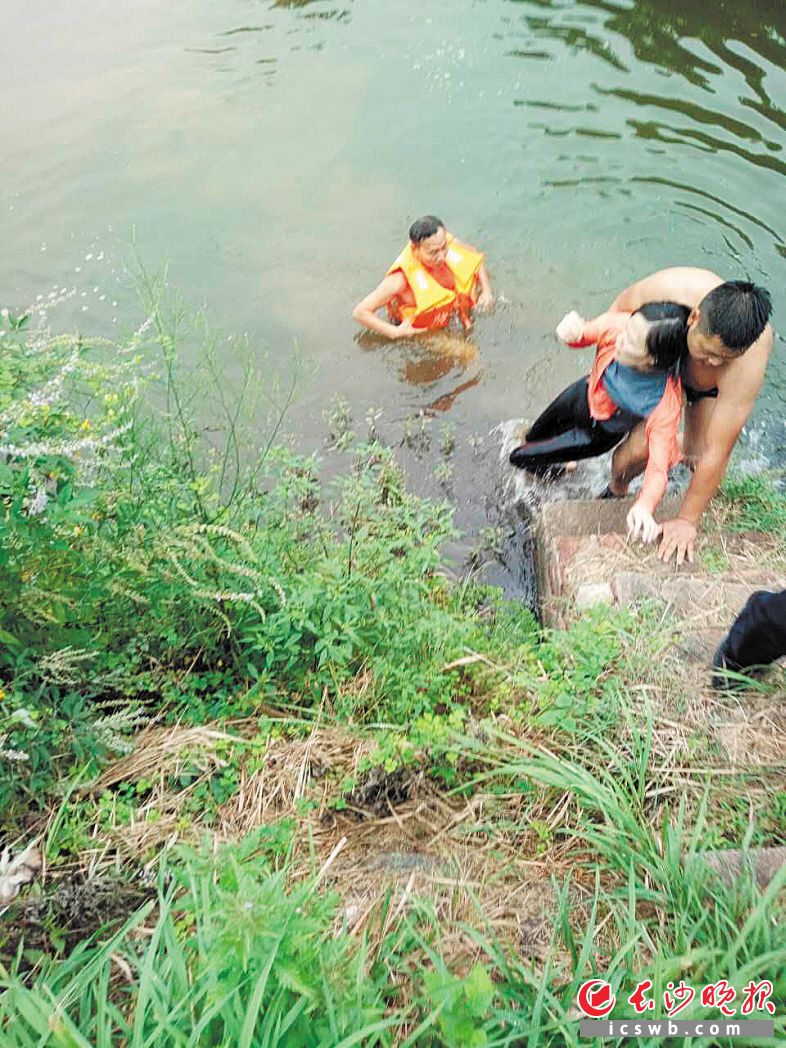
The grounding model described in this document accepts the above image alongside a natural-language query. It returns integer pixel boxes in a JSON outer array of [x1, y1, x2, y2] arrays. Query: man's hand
[[627, 501, 661, 545], [393, 317, 420, 340], [555, 310, 585, 344], [476, 290, 494, 312], [657, 518, 697, 566]]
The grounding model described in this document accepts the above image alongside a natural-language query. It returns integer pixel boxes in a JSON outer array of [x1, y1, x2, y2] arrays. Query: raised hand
[[555, 310, 585, 344]]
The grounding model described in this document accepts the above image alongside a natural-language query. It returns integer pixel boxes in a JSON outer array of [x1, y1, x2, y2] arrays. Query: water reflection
[[301, 9, 352, 22], [401, 336, 478, 381], [507, 0, 786, 131], [219, 26, 275, 36], [505, 0, 786, 268], [423, 374, 483, 415], [273, 0, 352, 16], [595, 86, 781, 148], [356, 328, 483, 414], [627, 117, 786, 176], [580, 0, 786, 71], [509, 12, 629, 71], [400, 355, 483, 415], [526, 0, 786, 96], [200, 0, 352, 86], [632, 176, 782, 240], [402, 336, 482, 413]]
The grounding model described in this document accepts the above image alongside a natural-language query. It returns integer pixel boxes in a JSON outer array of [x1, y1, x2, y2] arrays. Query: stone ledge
[[533, 498, 785, 634]]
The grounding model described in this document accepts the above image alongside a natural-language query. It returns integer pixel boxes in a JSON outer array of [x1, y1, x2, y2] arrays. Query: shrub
[[0, 287, 494, 814]]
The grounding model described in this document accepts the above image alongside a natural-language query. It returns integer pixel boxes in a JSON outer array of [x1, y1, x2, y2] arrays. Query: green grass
[[4, 790, 784, 1046], [718, 472, 786, 542]]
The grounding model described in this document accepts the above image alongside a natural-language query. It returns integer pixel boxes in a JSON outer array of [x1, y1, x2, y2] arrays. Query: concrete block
[[535, 496, 682, 544], [691, 846, 786, 889], [670, 628, 726, 664], [612, 573, 779, 627], [574, 582, 614, 610], [530, 495, 782, 630]]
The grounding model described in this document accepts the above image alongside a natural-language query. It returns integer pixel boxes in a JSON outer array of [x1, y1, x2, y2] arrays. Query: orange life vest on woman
[[386, 234, 484, 330]]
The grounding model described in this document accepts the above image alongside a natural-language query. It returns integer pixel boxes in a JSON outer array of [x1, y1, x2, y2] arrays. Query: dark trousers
[[509, 376, 643, 470], [722, 590, 786, 669]]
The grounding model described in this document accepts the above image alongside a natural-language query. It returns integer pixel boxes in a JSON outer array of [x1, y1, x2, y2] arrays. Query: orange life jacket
[[386, 234, 484, 330]]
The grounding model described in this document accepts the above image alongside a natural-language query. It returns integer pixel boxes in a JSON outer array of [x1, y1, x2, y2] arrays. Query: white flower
[[133, 316, 154, 339], [25, 488, 49, 516], [0, 420, 132, 461]]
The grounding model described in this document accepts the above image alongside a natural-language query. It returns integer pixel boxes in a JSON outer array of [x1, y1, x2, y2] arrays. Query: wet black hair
[[635, 301, 691, 375], [409, 215, 445, 244], [698, 281, 772, 353]]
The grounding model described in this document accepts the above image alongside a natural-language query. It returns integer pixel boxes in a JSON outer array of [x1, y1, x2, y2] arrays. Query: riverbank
[[1, 295, 784, 1045]]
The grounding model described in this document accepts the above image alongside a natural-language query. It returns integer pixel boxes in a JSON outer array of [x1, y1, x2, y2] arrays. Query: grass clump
[[0, 834, 395, 1047], [720, 472, 786, 536]]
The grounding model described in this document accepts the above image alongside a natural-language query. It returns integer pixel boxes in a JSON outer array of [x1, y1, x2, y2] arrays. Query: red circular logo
[[577, 980, 616, 1018]]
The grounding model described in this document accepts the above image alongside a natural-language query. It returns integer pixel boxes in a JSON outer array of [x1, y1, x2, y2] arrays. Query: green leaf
[[464, 963, 494, 1013]]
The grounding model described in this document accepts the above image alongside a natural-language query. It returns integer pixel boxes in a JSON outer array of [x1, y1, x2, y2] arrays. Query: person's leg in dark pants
[[523, 377, 592, 443], [509, 422, 623, 470], [713, 589, 786, 689], [511, 373, 640, 473], [512, 375, 610, 469]]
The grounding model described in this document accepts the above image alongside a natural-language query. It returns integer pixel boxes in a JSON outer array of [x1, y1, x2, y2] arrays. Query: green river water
[[3, 0, 785, 589]]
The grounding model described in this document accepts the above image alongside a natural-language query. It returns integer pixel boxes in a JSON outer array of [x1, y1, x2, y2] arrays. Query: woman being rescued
[[509, 303, 690, 543], [352, 215, 493, 341]]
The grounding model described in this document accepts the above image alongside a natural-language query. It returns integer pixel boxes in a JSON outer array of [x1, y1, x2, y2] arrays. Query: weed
[[439, 423, 456, 457], [699, 547, 730, 574], [719, 472, 786, 540], [0, 837, 396, 1046], [401, 412, 431, 452], [435, 461, 453, 489], [365, 405, 383, 443], [324, 395, 355, 450]]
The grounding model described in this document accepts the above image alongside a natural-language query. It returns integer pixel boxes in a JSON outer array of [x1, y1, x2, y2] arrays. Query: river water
[[3, 0, 785, 589]]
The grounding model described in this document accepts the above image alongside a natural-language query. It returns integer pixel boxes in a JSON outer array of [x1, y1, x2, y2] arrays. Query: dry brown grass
[[63, 714, 599, 963]]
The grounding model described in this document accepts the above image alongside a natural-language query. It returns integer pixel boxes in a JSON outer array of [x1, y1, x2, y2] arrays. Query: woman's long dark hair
[[636, 301, 691, 376]]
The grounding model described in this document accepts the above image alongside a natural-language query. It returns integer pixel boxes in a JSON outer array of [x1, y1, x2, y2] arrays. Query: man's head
[[409, 215, 447, 271], [687, 281, 772, 366]]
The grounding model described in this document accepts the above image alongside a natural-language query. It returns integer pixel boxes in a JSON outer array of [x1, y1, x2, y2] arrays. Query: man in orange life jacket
[[352, 216, 493, 339]]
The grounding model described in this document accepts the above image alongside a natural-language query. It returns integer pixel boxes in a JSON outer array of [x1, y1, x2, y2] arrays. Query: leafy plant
[[423, 963, 495, 1047]]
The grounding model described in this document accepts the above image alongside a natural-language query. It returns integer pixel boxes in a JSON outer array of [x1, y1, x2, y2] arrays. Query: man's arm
[[352, 272, 416, 340], [609, 267, 722, 312], [657, 340, 769, 565], [476, 262, 493, 311]]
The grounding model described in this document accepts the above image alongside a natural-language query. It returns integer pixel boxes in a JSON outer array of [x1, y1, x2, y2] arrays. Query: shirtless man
[[607, 268, 773, 565], [352, 216, 493, 340]]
